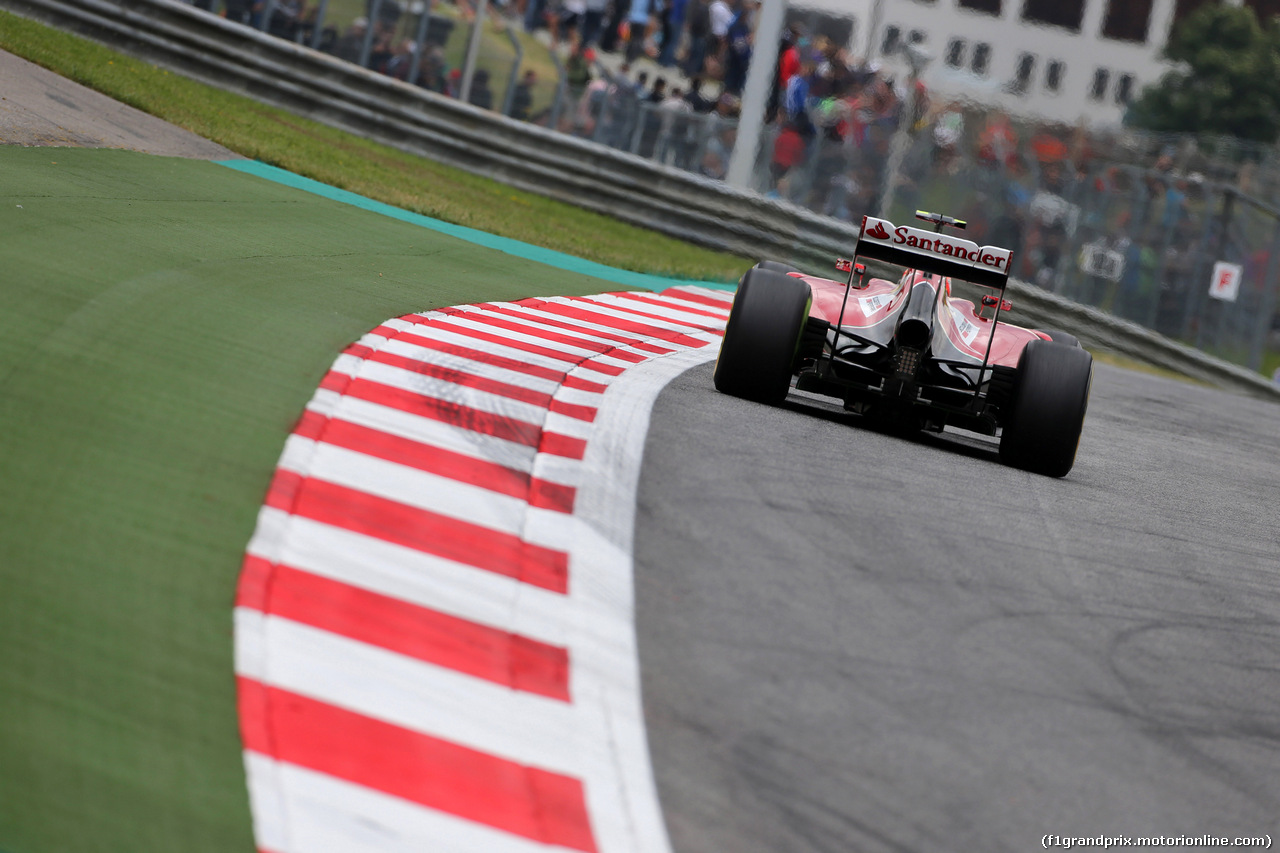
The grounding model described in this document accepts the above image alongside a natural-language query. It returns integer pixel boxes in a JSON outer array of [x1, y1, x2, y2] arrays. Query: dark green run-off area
[[0, 147, 647, 853]]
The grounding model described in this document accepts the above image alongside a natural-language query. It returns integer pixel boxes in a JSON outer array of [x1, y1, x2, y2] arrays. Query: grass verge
[[0, 9, 749, 281], [1090, 350, 1211, 386], [0, 147, 650, 853]]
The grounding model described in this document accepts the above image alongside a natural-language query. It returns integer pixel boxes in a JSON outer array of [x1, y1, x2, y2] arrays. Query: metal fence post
[[358, 0, 383, 68], [458, 0, 489, 105], [500, 27, 523, 116], [1182, 186, 1226, 342], [691, 113, 714, 174], [258, 0, 277, 32], [1148, 174, 1180, 330], [1058, 163, 1088, 299], [1248, 217, 1280, 371], [590, 74, 615, 144], [628, 100, 646, 154], [407, 0, 434, 87], [1195, 189, 1235, 350], [547, 49, 567, 130], [309, 0, 330, 49]]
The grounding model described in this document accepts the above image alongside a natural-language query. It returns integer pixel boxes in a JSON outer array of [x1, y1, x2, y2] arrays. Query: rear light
[[916, 210, 967, 229], [894, 346, 923, 378]]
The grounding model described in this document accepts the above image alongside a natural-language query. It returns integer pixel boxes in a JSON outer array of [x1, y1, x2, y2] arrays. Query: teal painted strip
[[214, 160, 736, 292]]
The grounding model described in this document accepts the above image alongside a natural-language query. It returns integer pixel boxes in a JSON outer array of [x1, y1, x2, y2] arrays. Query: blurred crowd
[[201, 0, 1278, 359], [543, 15, 925, 186]]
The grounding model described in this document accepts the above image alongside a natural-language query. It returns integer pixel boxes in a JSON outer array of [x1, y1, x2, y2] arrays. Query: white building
[[785, 0, 1274, 128]]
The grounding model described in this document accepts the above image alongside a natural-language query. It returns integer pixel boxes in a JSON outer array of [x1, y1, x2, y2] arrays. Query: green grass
[[0, 9, 748, 281], [1090, 350, 1212, 386], [1263, 348, 1280, 380], [0, 147, 655, 853]]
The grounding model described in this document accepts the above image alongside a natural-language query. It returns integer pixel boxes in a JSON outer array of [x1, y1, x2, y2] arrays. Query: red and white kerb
[[234, 288, 732, 853]]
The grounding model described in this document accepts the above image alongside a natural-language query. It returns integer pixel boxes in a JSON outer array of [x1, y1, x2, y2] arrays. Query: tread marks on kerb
[[234, 286, 730, 853]]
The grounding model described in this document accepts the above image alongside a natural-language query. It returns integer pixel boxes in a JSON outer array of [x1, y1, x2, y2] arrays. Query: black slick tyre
[[1042, 329, 1081, 348], [714, 268, 812, 404], [754, 260, 801, 275], [999, 339, 1093, 477]]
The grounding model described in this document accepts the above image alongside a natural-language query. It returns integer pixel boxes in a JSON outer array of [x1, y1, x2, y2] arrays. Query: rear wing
[[855, 216, 1013, 290]]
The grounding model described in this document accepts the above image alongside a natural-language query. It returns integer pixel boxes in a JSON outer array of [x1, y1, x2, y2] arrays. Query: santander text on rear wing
[[855, 216, 1013, 289]]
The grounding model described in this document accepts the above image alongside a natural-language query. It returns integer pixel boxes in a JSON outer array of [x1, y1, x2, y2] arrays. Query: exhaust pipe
[[894, 280, 937, 350]]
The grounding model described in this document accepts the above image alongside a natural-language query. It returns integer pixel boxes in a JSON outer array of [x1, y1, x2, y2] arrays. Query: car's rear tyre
[[1042, 329, 1081, 348], [754, 260, 801, 275], [999, 339, 1093, 477], [714, 268, 812, 404]]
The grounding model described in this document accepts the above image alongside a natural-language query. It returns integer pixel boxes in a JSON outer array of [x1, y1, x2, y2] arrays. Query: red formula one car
[[713, 211, 1093, 477]]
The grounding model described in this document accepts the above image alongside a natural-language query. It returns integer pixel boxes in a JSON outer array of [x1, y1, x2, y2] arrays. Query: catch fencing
[[218, 0, 1280, 384], [745, 123, 1280, 378], [573, 97, 1280, 382], [4, 0, 1279, 399]]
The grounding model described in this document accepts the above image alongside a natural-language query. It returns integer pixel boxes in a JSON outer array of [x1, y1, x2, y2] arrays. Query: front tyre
[[713, 268, 812, 405], [999, 339, 1093, 477]]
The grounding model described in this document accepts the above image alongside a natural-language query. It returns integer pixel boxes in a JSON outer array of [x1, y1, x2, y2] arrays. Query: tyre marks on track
[[234, 288, 732, 853]]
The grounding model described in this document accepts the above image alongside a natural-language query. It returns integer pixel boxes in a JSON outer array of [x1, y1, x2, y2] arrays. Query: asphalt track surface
[[635, 363, 1280, 852], [0, 49, 238, 158]]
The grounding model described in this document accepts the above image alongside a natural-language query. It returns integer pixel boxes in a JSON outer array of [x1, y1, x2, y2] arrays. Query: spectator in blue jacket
[[658, 0, 686, 67], [626, 0, 653, 62]]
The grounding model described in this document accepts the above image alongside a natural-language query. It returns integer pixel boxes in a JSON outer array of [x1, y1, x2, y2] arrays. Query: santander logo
[[859, 216, 1011, 275]]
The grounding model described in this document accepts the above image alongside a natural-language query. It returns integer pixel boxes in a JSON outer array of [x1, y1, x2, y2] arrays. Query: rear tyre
[[999, 339, 1093, 477], [1042, 329, 1081, 348], [754, 260, 801, 275], [714, 268, 812, 404]]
